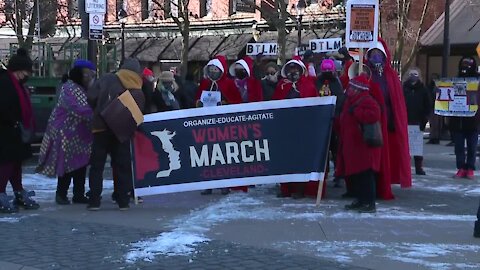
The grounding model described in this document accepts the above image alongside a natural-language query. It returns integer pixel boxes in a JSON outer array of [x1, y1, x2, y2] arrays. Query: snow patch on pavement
[[15, 174, 114, 202], [126, 193, 331, 262], [276, 240, 480, 269], [0, 216, 23, 223]]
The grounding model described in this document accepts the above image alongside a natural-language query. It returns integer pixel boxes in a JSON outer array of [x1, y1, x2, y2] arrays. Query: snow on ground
[[275, 240, 480, 270], [413, 168, 480, 196], [7, 174, 115, 203], [125, 188, 477, 263]]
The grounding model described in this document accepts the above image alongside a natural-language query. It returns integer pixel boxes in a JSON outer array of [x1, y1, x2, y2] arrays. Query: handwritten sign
[[408, 125, 423, 156], [434, 78, 479, 117], [346, 0, 379, 48]]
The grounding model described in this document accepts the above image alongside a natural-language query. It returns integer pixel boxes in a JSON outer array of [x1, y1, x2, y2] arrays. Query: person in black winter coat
[[403, 68, 431, 175], [449, 57, 480, 180], [261, 62, 279, 101], [0, 48, 39, 213]]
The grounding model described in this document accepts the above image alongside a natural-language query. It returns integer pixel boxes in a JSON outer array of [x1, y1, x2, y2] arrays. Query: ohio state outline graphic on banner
[[131, 97, 336, 196]]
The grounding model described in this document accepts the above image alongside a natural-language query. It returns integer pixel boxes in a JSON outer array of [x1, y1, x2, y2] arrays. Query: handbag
[[16, 121, 34, 143], [101, 90, 144, 143], [349, 96, 384, 147]]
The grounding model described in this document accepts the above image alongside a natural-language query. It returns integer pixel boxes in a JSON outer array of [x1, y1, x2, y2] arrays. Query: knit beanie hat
[[121, 58, 142, 75], [349, 75, 370, 91], [159, 71, 175, 82], [73, 59, 96, 71], [8, 48, 33, 72]]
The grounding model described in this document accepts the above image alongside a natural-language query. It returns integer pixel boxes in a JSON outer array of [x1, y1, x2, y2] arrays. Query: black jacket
[[261, 79, 277, 101], [0, 69, 32, 163], [316, 76, 345, 116], [403, 81, 432, 129]]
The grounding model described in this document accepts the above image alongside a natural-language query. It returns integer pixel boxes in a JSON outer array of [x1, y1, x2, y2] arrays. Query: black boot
[[414, 156, 426, 175], [292, 183, 306, 199], [344, 200, 362, 210], [72, 195, 89, 204], [474, 221, 480, 238], [0, 193, 18, 213], [14, 190, 40, 210], [357, 203, 376, 213], [426, 139, 440, 144], [55, 192, 70, 205]]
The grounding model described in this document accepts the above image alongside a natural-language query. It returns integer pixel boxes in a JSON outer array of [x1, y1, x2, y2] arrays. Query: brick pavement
[[0, 216, 369, 270]]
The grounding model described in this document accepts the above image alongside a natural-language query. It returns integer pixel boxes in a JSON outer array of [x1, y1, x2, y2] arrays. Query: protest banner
[[310, 38, 343, 53], [434, 78, 479, 117], [132, 97, 336, 196], [345, 0, 379, 49], [246, 43, 278, 56], [408, 125, 423, 156]]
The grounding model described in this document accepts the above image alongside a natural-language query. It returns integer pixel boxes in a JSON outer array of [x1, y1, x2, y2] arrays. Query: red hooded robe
[[228, 56, 264, 103], [272, 58, 325, 198], [196, 55, 236, 103], [367, 38, 411, 189]]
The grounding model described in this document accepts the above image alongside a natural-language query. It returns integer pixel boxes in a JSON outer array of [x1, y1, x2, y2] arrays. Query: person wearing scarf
[[0, 48, 39, 213], [337, 74, 382, 213]]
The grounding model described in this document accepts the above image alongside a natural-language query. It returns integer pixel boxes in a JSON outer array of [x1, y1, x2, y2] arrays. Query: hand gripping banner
[[132, 97, 336, 196]]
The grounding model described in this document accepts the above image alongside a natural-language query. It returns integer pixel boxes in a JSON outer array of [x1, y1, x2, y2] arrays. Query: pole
[[121, 22, 126, 63], [79, 0, 97, 68], [297, 15, 302, 48], [441, 0, 451, 77]]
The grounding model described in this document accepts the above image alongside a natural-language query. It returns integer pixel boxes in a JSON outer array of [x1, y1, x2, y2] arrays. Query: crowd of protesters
[[0, 43, 478, 238]]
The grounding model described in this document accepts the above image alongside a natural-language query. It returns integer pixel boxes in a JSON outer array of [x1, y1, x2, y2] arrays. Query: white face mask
[[267, 73, 278, 83]]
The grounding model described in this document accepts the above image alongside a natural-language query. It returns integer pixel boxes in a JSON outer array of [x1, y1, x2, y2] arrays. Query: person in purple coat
[[37, 60, 96, 205]]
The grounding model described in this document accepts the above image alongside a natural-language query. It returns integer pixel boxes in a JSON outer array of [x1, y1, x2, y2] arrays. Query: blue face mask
[[369, 54, 384, 65]]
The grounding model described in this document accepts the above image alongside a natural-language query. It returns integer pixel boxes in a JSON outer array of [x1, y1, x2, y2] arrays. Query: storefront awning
[[158, 37, 200, 61], [188, 35, 225, 61], [134, 38, 173, 62], [213, 34, 253, 60]]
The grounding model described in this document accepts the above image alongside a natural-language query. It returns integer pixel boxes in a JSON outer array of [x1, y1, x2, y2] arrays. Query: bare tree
[[241, 0, 291, 65], [0, 0, 59, 50], [151, 0, 190, 79], [380, 0, 431, 74]]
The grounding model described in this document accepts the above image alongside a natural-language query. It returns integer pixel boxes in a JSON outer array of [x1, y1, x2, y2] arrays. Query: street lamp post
[[118, 9, 128, 63], [296, 0, 306, 49]]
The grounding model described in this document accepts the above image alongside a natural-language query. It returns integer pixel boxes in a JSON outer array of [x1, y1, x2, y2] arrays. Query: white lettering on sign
[[189, 140, 270, 167], [246, 43, 278, 56], [86, 0, 106, 14], [309, 38, 343, 53]]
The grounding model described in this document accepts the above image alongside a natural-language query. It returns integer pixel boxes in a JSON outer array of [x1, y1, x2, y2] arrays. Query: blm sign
[[131, 97, 336, 196]]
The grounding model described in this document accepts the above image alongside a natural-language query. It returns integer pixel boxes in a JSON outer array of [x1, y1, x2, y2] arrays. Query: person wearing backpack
[[336, 75, 382, 213]]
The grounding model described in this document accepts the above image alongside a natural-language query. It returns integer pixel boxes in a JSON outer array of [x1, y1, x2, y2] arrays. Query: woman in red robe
[[366, 38, 411, 190], [272, 57, 322, 199]]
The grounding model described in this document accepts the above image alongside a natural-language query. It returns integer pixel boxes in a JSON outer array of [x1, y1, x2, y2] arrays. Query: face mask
[[207, 70, 222, 81], [267, 73, 278, 83], [408, 75, 419, 85], [235, 69, 248, 80], [322, 72, 333, 80], [163, 82, 174, 91], [286, 71, 301, 82], [19, 76, 29, 84]]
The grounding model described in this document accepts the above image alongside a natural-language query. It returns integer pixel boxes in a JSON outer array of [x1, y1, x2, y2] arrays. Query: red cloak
[[272, 58, 324, 198], [369, 39, 412, 188]]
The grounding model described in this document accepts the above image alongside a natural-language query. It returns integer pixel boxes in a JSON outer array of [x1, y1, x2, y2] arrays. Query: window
[[116, 0, 124, 19], [171, 0, 179, 18], [141, 0, 149, 20]]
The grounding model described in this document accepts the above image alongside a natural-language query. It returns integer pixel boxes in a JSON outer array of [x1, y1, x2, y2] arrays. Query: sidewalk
[[1, 142, 479, 269]]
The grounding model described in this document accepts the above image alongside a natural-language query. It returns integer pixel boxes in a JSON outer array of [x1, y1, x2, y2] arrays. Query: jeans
[[89, 131, 132, 206], [57, 167, 87, 198], [453, 131, 478, 170]]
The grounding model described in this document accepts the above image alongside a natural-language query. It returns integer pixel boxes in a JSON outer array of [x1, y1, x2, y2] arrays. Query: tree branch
[[402, 0, 430, 74]]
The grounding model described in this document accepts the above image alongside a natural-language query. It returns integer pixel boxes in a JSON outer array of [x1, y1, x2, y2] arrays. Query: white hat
[[229, 59, 251, 77], [367, 41, 386, 57], [204, 58, 225, 75], [281, 59, 306, 78]]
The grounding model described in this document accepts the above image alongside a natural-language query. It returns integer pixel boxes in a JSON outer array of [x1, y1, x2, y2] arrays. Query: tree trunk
[[277, 23, 287, 66], [24, 0, 38, 51], [180, 26, 189, 80]]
